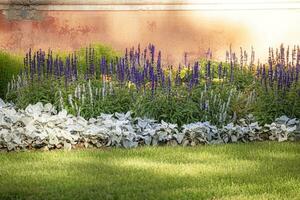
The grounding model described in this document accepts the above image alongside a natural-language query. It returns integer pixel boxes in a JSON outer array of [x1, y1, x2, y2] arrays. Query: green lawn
[[0, 142, 300, 200]]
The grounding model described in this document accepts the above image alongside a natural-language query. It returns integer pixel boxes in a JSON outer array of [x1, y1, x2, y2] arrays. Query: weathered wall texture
[[0, 10, 250, 62], [0, 1, 300, 63]]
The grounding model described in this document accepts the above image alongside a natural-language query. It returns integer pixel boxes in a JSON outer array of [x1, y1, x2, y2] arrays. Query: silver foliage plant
[[0, 99, 299, 151]]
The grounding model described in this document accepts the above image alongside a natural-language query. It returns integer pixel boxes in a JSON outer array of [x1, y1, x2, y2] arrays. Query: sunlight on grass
[[114, 157, 259, 177], [0, 142, 300, 200], [256, 151, 299, 160]]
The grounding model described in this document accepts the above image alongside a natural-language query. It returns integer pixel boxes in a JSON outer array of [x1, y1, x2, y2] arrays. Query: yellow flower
[[180, 68, 188, 79], [127, 81, 135, 89]]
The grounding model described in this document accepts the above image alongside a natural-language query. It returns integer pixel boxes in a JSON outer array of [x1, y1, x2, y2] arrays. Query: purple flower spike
[[193, 61, 199, 85], [59, 58, 64, 77], [296, 64, 299, 82], [149, 44, 155, 64], [137, 44, 141, 65]]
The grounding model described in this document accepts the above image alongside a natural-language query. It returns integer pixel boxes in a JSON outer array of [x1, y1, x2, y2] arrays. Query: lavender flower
[[296, 64, 299, 82], [278, 66, 283, 89], [149, 44, 155, 64], [125, 48, 128, 63], [193, 61, 199, 85], [143, 48, 147, 65], [261, 64, 267, 88], [33, 53, 36, 75], [268, 59, 273, 86], [175, 64, 181, 86], [119, 58, 125, 84], [100, 56, 106, 76], [59, 58, 64, 77], [137, 44, 141, 65], [110, 60, 114, 75]]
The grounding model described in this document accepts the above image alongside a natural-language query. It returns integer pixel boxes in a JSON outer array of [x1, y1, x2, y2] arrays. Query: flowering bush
[[5, 43, 300, 126]]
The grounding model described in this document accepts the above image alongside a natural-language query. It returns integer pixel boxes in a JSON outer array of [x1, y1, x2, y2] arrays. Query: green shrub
[[253, 83, 300, 124], [0, 51, 23, 98]]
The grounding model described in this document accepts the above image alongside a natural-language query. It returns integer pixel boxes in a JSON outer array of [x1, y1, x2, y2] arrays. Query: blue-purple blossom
[[193, 61, 199, 85]]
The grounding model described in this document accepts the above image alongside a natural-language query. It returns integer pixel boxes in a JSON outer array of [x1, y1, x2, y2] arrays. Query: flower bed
[[1, 44, 299, 151], [5, 44, 300, 127]]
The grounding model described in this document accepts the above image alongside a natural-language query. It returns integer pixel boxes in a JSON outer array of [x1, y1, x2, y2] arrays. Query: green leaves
[[253, 84, 300, 124], [0, 51, 23, 98]]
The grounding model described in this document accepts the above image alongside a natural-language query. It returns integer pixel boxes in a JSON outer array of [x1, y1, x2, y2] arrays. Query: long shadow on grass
[[0, 143, 300, 200]]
